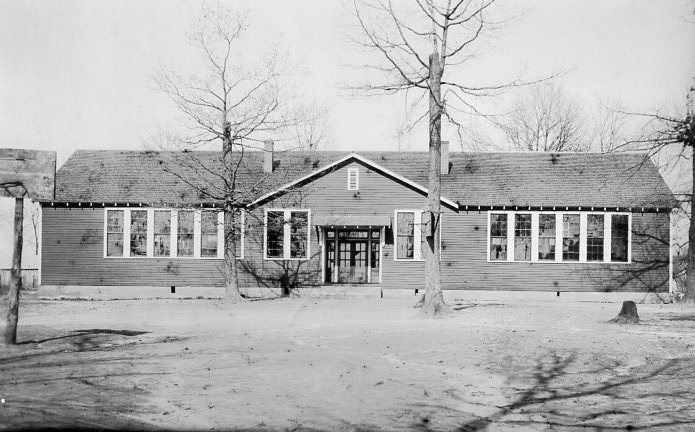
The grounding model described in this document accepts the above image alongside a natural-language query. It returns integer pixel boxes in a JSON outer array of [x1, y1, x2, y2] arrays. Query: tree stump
[[609, 300, 640, 324]]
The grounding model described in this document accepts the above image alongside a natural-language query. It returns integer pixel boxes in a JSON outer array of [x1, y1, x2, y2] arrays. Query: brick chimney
[[440, 140, 450, 175], [263, 140, 274, 173]]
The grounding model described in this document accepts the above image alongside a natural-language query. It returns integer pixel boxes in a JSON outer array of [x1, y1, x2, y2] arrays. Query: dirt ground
[[1, 294, 695, 431]]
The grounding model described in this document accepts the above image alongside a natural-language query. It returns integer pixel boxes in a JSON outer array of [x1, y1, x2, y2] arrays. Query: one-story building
[[39, 145, 677, 297]]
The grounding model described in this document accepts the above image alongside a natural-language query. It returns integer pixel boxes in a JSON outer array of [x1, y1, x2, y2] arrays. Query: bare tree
[[350, 0, 543, 316], [291, 101, 333, 150], [611, 81, 695, 303], [496, 84, 589, 152], [592, 101, 629, 153], [28, 202, 40, 256], [154, 6, 312, 302]]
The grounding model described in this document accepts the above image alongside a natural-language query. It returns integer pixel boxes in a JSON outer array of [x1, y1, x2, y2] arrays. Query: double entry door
[[325, 229, 381, 284]]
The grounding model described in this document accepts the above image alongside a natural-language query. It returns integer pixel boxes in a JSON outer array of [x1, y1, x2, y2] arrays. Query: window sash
[[538, 214, 556, 261], [153, 210, 171, 257], [200, 211, 218, 257], [514, 213, 532, 261], [177, 211, 195, 257], [106, 210, 124, 257], [611, 214, 629, 262], [394, 210, 423, 261], [489, 213, 508, 261], [396, 212, 415, 260], [130, 210, 148, 257], [265, 211, 285, 259], [562, 214, 580, 261], [290, 211, 309, 259], [264, 209, 310, 260], [586, 214, 604, 262]]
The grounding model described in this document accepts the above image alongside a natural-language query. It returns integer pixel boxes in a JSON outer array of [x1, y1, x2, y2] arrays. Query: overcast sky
[[0, 0, 694, 166]]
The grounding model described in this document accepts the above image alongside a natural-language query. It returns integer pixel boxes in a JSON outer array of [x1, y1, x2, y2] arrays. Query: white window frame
[[263, 208, 311, 260], [512, 212, 533, 262], [394, 209, 424, 262], [487, 212, 509, 262], [347, 167, 359, 191], [104, 208, 127, 258], [152, 209, 173, 258], [608, 212, 632, 264], [486, 210, 632, 264], [127, 208, 149, 258], [102, 207, 241, 260]]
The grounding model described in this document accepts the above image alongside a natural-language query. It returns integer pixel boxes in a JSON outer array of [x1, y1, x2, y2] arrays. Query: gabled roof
[[52, 149, 677, 209], [249, 153, 459, 209]]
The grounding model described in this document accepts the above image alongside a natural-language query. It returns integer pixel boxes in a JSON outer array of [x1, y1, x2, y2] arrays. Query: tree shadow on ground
[[665, 314, 695, 321], [451, 303, 505, 311], [17, 328, 150, 345], [0, 329, 171, 431], [441, 352, 695, 431]]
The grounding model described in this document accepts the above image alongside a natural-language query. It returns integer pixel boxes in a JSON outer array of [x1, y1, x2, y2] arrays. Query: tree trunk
[[224, 205, 244, 302], [5, 197, 23, 345], [609, 300, 640, 324], [222, 121, 244, 303], [419, 53, 447, 317], [684, 149, 695, 304]]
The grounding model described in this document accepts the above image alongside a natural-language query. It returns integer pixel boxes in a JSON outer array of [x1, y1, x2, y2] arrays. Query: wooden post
[[5, 197, 24, 345]]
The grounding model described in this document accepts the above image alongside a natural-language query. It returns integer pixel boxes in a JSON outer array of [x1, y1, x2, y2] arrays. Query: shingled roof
[[52, 149, 677, 209]]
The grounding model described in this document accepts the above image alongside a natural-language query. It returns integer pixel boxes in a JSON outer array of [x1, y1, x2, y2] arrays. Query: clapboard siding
[[42, 207, 226, 286], [42, 162, 671, 292], [440, 211, 670, 292]]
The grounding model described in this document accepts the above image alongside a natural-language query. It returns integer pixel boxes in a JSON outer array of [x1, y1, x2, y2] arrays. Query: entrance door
[[338, 239, 368, 283], [325, 229, 381, 284]]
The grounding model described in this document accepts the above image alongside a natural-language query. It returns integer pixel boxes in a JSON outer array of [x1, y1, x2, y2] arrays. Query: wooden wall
[[440, 211, 670, 292], [42, 161, 671, 292], [41, 206, 225, 287]]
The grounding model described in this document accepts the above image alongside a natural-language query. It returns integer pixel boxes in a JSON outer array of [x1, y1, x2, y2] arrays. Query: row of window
[[104, 208, 632, 265], [105, 208, 312, 260], [105, 209, 239, 259], [488, 212, 630, 263]]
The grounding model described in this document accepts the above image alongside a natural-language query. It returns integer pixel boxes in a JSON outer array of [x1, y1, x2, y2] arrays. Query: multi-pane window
[[611, 214, 629, 262], [105, 208, 231, 259], [153, 210, 171, 257], [538, 214, 556, 261], [489, 211, 630, 263], [266, 211, 285, 259], [396, 212, 415, 260], [177, 211, 194, 257], [265, 209, 310, 259], [106, 210, 124, 257], [290, 211, 308, 259], [200, 211, 218, 257], [489, 213, 507, 261], [514, 214, 532, 261], [130, 210, 148, 257], [586, 214, 604, 262], [562, 214, 580, 261]]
